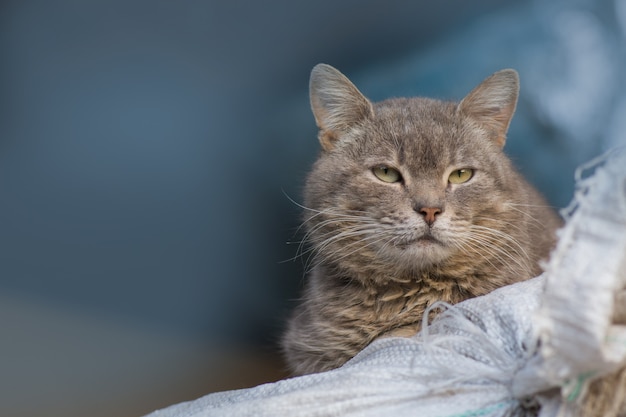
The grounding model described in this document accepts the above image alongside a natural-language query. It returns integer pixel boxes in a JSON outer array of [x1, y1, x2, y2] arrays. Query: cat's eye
[[448, 168, 474, 184], [372, 166, 402, 183]]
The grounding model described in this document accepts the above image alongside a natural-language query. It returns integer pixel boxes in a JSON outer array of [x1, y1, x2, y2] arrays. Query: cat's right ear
[[309, 64, 374, 151], [458, 69, 519, 148]]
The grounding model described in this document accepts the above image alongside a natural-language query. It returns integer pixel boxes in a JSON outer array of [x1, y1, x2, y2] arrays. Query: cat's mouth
[[416, 235, 440, 244], [414, 235, 443, 246], [389, 231, 452, 267], [397, 233, 443, 249]]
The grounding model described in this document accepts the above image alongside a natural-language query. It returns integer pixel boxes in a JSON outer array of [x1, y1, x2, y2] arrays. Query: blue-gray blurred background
[[1, 0, 624, 416]]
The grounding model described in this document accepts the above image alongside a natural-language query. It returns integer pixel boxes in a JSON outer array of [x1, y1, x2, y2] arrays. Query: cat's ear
[[458, 69, 519, 148], [309, 64, 374, 151]]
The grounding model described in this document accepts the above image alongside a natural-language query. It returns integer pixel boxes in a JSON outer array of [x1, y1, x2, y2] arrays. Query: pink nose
[[419, 207, 442, 226]]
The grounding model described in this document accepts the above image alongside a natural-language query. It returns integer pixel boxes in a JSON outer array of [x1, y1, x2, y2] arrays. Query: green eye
[[373, 166, 402, 183], [448, 168, 474, 184]]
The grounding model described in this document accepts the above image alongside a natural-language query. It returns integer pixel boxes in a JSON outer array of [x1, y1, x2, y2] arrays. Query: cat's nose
[[418, 207, 442, 226]]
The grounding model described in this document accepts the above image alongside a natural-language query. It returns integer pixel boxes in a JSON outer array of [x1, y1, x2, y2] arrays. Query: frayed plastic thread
[[563, 371, 596, 403], [419, 301, 521, 383], [560, 151, 606, 220], [561, 146, 626, 220], [515, 147, 626, 414]]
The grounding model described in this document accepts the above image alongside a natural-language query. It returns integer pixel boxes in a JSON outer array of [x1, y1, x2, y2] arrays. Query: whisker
[[459, 227, 533, 276], [469, 225, 532, 263], [291, 213, 378, 261], [304, 231, 391, 275], [448, 235, 501, 273], [501, 204, 548, 229], [466, 234, 530, 273], [505, 202, 560, 209], [290, 207, 386, 273], [456, 238, 524, 277]]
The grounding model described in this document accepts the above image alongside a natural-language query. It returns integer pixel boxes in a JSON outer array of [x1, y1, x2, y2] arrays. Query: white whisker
[[457, 224, 533, 276], [501, 204, 547, 229]]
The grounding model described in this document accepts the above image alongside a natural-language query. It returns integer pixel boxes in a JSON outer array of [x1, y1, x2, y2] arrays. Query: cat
[[281, 64, 562, 376]]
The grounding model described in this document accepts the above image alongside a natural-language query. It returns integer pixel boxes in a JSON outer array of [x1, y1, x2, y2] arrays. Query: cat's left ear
[[458, 69, 519, 148]]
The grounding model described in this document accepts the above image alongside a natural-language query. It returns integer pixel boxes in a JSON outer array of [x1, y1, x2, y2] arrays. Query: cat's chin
[[413, 236, 441, 246], [389, 236, 452, 268]]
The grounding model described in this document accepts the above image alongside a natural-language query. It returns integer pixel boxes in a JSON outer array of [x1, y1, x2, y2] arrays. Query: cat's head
[[303, 64, 529, 280]]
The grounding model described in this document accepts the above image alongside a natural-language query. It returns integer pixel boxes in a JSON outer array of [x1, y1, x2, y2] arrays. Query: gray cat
[[282, 64, 562, 376]]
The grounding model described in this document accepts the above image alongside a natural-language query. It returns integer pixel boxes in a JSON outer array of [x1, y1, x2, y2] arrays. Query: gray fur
[[282, 64, 562, 375]]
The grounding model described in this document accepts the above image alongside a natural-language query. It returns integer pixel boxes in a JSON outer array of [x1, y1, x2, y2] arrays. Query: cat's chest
[[330, 274, 475, 333]]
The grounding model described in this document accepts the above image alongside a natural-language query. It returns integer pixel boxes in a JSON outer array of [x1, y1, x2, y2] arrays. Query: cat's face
[[303, 65, 525, 278]]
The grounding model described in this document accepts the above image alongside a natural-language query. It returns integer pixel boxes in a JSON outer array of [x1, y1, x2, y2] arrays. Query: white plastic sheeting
[[145, 148, 626, 417]]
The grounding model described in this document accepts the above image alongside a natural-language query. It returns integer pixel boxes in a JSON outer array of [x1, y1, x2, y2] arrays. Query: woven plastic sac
[[144, 148, 626, 417], [513, 147, 626, 416]]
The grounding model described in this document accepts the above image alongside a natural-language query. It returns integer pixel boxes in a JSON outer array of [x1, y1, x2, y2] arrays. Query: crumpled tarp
[[145, 147, 626, 417]]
